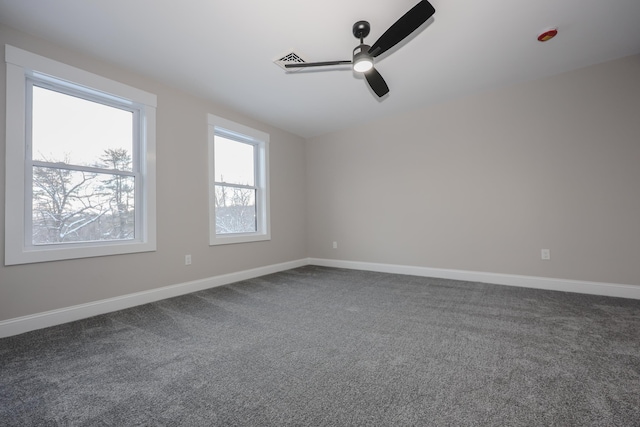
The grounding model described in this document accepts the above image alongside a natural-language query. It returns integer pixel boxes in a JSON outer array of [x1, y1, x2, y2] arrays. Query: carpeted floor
[[1, 265, 639, 426]]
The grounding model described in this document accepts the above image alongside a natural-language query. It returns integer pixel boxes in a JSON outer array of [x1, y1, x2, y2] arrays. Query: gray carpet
[[1, 266, 639, 426]]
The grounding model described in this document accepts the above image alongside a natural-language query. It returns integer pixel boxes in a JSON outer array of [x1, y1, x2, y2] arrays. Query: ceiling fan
[[285, 0, 436, 98]]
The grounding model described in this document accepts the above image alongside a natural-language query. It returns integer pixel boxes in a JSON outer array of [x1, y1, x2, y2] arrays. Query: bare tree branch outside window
[[32, 150, 135, 244]]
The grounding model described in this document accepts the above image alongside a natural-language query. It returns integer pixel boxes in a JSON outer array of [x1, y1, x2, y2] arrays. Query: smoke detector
[[537, 28, 558, 42]]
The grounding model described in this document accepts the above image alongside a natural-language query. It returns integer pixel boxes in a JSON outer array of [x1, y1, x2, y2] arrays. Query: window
[[5, 45, 156, 265], [208, 114, 270, 245]]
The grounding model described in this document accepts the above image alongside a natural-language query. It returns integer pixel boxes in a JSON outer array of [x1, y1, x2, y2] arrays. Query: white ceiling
[[1, 0, 639, 138]]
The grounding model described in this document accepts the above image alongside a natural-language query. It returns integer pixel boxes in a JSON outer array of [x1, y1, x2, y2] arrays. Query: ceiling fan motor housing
[[353, 44, 373, 72]]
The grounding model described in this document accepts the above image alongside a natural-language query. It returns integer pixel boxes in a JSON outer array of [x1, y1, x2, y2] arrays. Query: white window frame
[[4, 45, 157, 265], [208, 114, 270, 246]]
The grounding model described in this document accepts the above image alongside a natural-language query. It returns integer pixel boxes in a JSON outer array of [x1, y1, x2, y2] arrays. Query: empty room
[[1, 0, 639, 425]]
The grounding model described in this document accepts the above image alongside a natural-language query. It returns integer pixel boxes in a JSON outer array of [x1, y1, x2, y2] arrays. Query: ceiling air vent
[[274, 51, 307, 71]]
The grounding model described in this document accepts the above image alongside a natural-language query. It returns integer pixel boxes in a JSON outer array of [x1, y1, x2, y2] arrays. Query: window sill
[[5, 240, 156, 266]]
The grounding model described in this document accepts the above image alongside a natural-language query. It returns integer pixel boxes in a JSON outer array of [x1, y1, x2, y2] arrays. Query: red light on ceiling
[[537, 28, 558, 42]]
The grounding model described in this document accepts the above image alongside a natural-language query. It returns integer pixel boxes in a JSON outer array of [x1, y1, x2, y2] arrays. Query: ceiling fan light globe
[[354, 57, 373, 73]]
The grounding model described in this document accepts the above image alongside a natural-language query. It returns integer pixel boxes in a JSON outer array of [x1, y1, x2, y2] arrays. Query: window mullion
[[214, 182, 257, 191], [31, 161, 136, 177]]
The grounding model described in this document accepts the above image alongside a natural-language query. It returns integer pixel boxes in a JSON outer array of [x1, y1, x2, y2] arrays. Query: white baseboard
[[0, 258, 307, 338], [3, 257, 638, 338], [308, 258, 640, 300]]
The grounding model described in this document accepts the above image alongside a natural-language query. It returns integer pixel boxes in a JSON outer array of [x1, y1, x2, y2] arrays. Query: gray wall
[[307, 54, 640, 286], [0, 24, 308, 320]]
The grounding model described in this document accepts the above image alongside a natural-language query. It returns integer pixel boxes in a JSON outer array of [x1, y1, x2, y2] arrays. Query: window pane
[[31, 85, 133, 171], [214, 185, 256, 234], [214, 136, 255, 185], [32, 166, 135, 244]]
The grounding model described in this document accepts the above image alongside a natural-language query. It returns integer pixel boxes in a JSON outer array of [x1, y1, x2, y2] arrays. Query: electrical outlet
[[185, 254, 192, 265], [541, 249, 550, 260], [332, 241, 338, 249]]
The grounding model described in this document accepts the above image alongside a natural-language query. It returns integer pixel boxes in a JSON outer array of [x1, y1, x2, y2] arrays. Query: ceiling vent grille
[[274, 51, 307, 71]]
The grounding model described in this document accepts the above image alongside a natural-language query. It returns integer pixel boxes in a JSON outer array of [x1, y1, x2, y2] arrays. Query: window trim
[[4, 45, 157, 265], [207, 114, 270, 246]]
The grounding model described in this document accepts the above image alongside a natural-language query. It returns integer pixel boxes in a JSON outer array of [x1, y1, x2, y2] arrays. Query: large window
[[208, 114, 270, 245], [5, 45, 156, 265]]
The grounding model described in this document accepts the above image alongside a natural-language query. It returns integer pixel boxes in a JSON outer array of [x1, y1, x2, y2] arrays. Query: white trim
[[308, 258, 640, 300], [207, 114, 267, 142], [3, 257, 638, 338], [5, 45, 157, 107], [0, 258, 307, 338], [4, 61, 27, 264]]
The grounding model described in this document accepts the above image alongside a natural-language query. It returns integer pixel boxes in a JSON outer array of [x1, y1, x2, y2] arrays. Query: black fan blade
[[284, 60, 351, 69], [365, 67, 389, 97], [368, 0, 436, 57]]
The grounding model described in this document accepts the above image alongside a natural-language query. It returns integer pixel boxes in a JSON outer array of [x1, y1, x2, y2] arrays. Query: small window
[[208, 115, 270, 245], [5, 45, 156, 265]]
